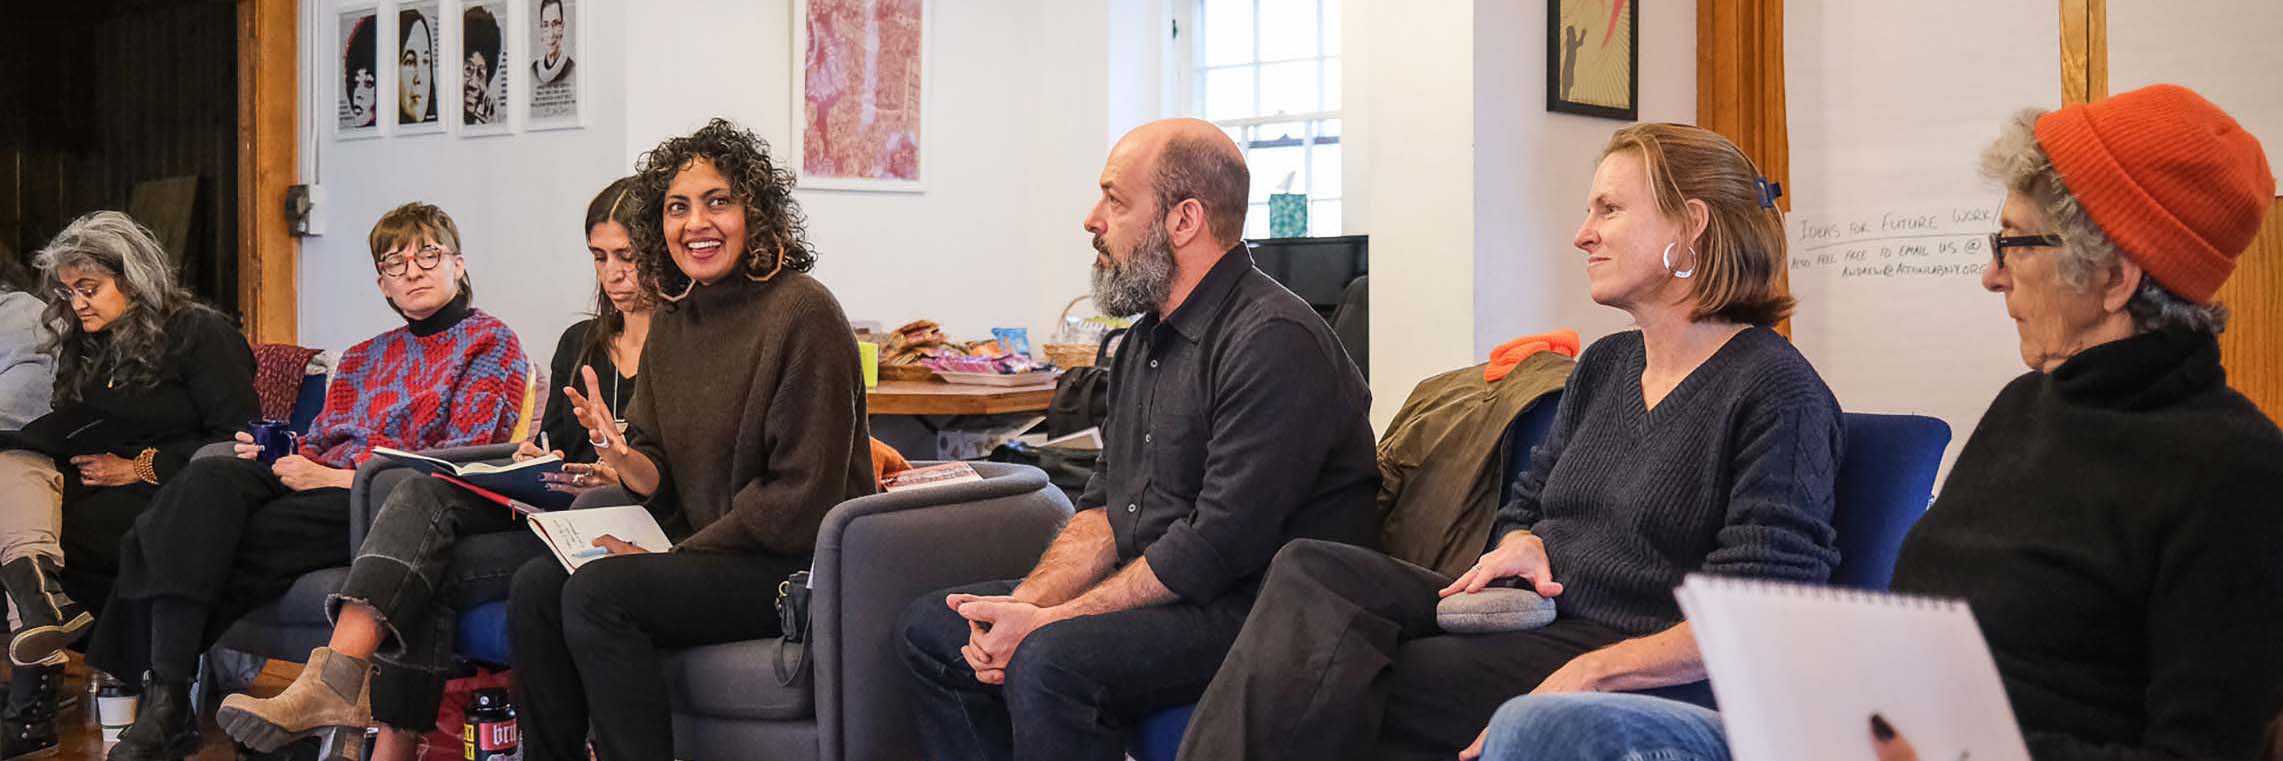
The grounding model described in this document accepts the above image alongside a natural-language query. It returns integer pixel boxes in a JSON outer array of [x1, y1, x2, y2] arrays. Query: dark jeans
[[331, 477, 533, 730], [86, 457, 351, 682], [898, 579, 1253, 761], [508, 549, 805, 761], [1176, 539, 1631, 761]]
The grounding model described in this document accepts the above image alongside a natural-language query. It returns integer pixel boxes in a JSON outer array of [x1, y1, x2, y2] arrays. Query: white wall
[[1353, 0, 1694, 427], [298, 0, 1146, 359]]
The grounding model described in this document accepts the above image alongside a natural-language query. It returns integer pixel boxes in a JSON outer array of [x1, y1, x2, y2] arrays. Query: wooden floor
[[5, 655, 296, 761]]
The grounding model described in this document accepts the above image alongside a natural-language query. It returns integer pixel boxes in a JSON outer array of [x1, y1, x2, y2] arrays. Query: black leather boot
[[0, 662, 59, 761], [107, 676, 201, 761], [0, 557, 91, 665]]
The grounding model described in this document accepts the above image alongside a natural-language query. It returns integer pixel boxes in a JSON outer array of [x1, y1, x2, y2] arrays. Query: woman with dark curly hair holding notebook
[[513, 119, 874, 761]]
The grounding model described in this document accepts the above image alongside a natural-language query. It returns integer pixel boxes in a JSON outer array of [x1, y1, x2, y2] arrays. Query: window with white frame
[[1189, 0, 1341, 239]]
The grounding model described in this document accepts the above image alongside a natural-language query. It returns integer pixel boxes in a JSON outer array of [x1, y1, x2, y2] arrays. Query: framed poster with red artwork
[[793, 0, 928, 192]]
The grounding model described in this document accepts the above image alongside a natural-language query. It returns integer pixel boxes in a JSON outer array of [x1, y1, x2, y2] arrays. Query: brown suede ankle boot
[[215, 647, 373, 758]]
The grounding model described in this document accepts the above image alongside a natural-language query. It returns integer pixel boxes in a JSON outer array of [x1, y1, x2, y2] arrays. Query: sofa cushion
[[663, 638, 813, 721]]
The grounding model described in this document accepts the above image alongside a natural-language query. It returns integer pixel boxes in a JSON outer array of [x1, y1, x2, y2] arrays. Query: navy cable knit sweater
[[1491, 327, 1845, 636]]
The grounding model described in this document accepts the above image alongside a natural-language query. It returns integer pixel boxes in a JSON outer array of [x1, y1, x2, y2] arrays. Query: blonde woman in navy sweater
[[1179, 124, 1844, 761]]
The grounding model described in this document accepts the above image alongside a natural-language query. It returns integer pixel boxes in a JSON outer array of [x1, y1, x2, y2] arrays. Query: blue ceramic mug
[[244, 420, 300, 464]]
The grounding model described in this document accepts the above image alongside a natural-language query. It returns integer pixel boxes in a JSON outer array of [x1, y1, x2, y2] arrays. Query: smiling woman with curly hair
[[505, 118, 876, 761], [622, 118, 818, 301]]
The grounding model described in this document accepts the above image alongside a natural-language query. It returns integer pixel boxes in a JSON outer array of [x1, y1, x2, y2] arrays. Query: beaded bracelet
[[133, 448, 160, 485]]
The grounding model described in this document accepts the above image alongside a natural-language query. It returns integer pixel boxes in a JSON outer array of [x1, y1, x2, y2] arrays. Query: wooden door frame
[[1696, 0, 1789, 336], [237, 0, 297, 344]]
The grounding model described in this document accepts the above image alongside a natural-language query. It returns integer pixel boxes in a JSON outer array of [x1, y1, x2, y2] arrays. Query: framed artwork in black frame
[[1547, 0, 1638, 120]]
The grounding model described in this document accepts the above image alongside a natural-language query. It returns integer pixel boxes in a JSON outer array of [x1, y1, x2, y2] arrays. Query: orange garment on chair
[[1484, 329, 1581, 383], [871, 437, 912, 488]]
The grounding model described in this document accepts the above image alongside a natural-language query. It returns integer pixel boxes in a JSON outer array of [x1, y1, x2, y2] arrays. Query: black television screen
[[1249, 234, 1367, 318]]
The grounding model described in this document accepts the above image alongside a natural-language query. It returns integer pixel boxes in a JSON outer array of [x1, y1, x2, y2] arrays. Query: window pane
[[1321, 57, 1341, 110], [1248, 142, 1305, 203], [1310, 199, 1342, 237], [1258, 0, 1318, 60], [1203, 67, 1255, 121], [1317, 117, 1341, 138], [1245, 203, 1271, 239], [1309, 138, 1341, 198], [1322, 0, 1341, 56], [1204, 0, 1254, 66], [1258, 60, 1318, 116]]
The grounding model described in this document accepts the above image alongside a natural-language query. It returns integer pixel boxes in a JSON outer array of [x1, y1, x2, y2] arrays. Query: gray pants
[[328, 476, 535, 730]]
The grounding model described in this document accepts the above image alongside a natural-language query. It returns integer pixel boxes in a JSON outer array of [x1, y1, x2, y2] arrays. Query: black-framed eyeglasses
[[377, 245, 452, 277], [1986, 232, 2064, 271]]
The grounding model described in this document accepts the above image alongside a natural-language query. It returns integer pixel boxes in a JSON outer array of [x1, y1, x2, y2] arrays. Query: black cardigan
[[18, 307, 259, 483], [1893, 328, 2283, 761], [537, 318, 636, 464]]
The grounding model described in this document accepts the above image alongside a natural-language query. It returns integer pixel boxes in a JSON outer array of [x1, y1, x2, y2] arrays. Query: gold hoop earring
[[748, 239, 788, 283]]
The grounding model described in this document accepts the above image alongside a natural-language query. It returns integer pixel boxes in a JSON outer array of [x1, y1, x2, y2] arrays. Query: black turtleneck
[[1893, 329, 2283, 761], [406, 291, 474, 338]]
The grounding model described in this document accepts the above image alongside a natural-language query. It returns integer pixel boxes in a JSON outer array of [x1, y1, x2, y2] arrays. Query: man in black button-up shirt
[[898, 118, 1379, 761]]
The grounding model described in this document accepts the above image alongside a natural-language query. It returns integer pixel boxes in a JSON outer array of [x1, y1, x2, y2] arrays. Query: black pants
[[898, 579, 1253, 761], [508, 549, 805, 761], [334, 477, 533, 730], [86, 457, 352, 682], [1176, 539, 1629, 761]]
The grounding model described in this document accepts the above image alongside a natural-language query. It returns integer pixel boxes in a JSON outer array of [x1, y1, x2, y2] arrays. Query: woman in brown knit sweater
[[508, 119, 875, 761]]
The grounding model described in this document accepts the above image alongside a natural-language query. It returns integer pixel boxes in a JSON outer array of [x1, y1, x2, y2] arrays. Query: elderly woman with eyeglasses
[[86, 202, 533, 761], [1465, 84, 2283, 761]]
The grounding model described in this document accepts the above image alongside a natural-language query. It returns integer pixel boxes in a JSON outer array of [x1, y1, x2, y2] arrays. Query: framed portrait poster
[[793, 0, 928, 191], [336, 5, 383, 139], [457, 0, 513, 136], [394, 0, 447, 134], [1547, 0, 1638, 120], [527, 0, 583, 130]]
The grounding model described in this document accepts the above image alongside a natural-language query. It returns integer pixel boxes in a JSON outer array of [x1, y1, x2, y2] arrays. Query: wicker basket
[[1043, 295, 1106, 368]]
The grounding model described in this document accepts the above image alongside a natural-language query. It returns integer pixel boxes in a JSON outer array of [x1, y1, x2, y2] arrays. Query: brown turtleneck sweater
[[623, 270, 874, 555]]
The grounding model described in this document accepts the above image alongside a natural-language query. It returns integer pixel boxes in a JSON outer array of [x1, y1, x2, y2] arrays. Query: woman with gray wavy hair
[[1465, 83, 2283, 761], [0, 211, 256, 760]]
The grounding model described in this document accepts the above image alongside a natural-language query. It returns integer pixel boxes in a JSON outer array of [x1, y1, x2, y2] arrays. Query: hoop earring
[[747, 239, 788, 283], [1663, 243, 1697, 279], [657, 275, 697, 303]]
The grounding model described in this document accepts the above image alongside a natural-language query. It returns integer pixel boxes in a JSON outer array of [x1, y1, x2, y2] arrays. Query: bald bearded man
[[894, 119, 1381, 761]]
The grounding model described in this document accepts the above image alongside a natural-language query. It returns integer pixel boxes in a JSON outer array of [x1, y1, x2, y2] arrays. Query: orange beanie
[[2033, 83, 2273, 304]]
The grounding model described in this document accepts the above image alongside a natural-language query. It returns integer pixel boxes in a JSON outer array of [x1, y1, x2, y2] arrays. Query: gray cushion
[[1435, 587, 1557, 634], [664, 638, 814, 721]]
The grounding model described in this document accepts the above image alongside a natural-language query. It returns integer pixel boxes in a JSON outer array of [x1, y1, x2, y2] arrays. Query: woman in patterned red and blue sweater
[[88, 202, 533, 761]]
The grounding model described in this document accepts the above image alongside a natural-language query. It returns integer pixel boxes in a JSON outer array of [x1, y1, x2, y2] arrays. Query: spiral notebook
[[1675, 575, 2031, 761]]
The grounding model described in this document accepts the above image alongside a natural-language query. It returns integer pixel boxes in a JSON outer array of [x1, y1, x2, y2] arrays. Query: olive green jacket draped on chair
[[1376, 350, 1572, 579]]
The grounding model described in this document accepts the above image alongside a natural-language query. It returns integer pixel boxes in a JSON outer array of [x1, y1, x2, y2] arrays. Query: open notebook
[[1675, 575, 2031, 761]]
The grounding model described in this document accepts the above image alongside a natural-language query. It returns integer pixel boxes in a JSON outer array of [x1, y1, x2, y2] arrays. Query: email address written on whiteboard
[[1788, 204, 2001, 280]]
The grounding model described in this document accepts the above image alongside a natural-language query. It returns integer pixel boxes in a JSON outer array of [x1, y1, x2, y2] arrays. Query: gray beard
[[1090, 224, 1176, 317], [1091, 225, 1178, 319]]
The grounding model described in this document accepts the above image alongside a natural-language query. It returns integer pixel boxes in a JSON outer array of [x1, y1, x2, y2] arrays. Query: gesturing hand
[[1440, 531, 1565, 599], [562, 365, 627, 460]]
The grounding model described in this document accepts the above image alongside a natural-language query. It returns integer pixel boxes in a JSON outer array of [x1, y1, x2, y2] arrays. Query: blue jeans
[[1481, 693, 1730, 761]]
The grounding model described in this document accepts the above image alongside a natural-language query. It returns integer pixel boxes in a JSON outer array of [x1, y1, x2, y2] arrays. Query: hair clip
[[1756, 177, 1783, 209]]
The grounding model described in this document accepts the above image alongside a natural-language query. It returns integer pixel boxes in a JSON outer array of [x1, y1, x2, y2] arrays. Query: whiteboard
[[2108, 0, 2283, 177], [1783, 0, 2061, 482]]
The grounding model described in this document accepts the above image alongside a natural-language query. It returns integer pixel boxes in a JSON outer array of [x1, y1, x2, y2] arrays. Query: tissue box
[[1268, 193, 1309, 237]]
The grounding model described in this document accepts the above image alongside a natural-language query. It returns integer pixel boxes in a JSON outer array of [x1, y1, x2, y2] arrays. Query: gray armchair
[[565, 461, 1073, 761]]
